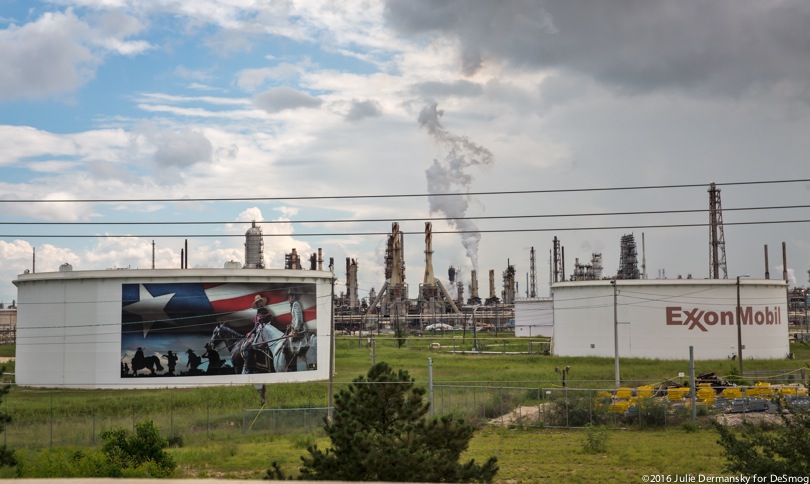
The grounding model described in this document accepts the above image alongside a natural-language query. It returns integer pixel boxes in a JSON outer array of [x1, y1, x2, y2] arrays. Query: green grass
[[150, 425, 727, 481], [0, 345, 15, 358], [2, 338, 809, 481]]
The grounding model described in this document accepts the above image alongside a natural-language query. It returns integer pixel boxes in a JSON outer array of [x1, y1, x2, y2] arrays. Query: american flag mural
[[120, 282, 318, 378]]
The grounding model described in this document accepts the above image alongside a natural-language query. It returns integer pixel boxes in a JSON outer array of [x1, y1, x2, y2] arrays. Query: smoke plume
[[418, 103, 493, 270]]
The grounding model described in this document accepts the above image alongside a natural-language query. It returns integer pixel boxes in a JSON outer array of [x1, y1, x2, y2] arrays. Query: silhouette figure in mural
[[130, 347, 164, 376], [186, 348, 202, 374], [164, 350, 178, 375], [203, 343, 224, 373]]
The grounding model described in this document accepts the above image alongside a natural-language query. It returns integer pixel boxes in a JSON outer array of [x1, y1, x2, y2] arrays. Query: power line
[[1, 218, 808, 238], [1, 203, 808, 225], [1, 178, 808, 203]]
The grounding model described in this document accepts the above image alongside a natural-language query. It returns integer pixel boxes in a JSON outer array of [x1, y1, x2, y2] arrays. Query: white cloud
[[1, 1, 809, 304], [0, 11, 95, 100], [153, 129, 214, 167], [344, 99, 383, 122], [253, 86, 323, 113], [236, 63, 303, 92], [0, 8, 152, 100]]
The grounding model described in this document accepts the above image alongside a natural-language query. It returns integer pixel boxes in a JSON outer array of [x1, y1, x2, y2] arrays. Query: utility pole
[[612, 279, 620, 388]]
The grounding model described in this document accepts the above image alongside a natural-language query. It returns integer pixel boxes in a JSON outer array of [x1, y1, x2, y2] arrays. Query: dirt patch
[[0, 357, 14, 363], [712, 412, 785, 427], [489, 404, 544, 426], [489, 403, 787, 428]]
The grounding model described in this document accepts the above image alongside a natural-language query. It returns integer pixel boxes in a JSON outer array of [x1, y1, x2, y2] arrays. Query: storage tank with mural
[[13, 267, 332, 388]]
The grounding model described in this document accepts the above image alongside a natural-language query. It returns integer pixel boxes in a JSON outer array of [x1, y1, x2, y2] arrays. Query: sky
[[1, 0, 810, 306]]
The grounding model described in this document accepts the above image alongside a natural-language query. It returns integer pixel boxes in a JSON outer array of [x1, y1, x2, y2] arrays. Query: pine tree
[[298, 362, 498, 482]]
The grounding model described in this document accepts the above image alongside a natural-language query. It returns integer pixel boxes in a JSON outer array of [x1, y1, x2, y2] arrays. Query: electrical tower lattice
[[708, 182, 728, 279]]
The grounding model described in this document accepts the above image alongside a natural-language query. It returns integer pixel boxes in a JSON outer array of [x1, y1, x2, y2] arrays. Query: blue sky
[[1, 0, 810, 305]]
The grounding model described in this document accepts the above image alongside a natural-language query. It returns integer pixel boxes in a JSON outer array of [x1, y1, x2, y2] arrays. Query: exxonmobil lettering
[[665, 306, 782, 332]]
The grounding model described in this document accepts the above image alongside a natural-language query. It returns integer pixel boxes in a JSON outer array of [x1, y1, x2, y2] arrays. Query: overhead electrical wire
[[1, 218, 808, 238], [0, 203, 808, 226], [1, 178, 808, 203]]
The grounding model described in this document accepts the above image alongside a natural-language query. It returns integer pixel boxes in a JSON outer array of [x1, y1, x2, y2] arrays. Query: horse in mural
[[209, 321, 317, 374], [129, 348, 164, 376]]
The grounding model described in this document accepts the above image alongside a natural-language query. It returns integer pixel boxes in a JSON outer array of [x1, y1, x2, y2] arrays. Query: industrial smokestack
[[471, 270, 479, 299], [489, 269, 495, 299], [782, 241, 788, 282], [764, 244, 770, 279], [423, 222, 435, 285], [318, 248, 323, 271]]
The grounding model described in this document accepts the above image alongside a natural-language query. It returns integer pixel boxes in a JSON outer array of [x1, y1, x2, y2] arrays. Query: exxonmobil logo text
[[665, 306, 782, 332]]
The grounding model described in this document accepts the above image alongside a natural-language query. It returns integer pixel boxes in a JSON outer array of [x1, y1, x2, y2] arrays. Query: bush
[[624, 398, 670, 427], [16, 448, 120, 478], [544, 391, 608, 427], [100, 420, 176, 477], [582, 425, 609, 454]]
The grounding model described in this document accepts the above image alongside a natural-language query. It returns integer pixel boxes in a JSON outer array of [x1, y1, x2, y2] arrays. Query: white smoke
[[418, 103, 493, 271]]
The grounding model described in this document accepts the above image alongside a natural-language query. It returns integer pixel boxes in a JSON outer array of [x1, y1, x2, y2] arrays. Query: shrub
[[16, 448, 120, 478], [582, 425, 609, 454], [544, 391, 608, 427], [100, 420, 176, 477], [625, 398, 670, 427]]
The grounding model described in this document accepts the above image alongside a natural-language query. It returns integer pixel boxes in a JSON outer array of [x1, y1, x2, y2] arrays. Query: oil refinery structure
[[10, 183, 806, 387]]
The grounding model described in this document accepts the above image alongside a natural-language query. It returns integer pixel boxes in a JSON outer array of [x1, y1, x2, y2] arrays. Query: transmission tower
[[708, 182, 728, 279]]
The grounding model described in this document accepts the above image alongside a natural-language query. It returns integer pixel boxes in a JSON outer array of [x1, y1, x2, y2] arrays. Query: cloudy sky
[[1, 0, 809, 305]]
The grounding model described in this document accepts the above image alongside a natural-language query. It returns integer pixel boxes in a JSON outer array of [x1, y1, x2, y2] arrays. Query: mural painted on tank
[[120, 282, 317, 378]]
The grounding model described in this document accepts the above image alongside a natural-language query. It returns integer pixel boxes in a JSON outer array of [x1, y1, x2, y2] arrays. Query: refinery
[[8, 182, 809, 388]]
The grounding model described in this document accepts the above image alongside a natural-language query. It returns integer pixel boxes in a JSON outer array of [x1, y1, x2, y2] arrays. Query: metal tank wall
[[552, 279, 789, 360], [13, 268, 332, 388]]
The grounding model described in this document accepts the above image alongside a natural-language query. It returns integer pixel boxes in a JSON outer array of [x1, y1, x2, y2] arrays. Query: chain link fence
[[5, 377, 807, 449]]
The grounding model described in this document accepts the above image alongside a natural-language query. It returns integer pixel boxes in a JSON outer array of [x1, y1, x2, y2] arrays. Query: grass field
[[2, 336, 809, 481]]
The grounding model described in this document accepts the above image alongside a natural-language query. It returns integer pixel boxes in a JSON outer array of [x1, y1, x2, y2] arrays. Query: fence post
[[170, 388, 174, 438], [428, 358, 434, 417], [473, 386, 477, 420], [689, 346, 696, 424], [500, 387, 504, 425]]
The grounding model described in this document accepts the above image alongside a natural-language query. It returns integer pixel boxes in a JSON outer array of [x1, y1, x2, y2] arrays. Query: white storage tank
[[13, 268, 332, 388], [551, 278, 789, 360]]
